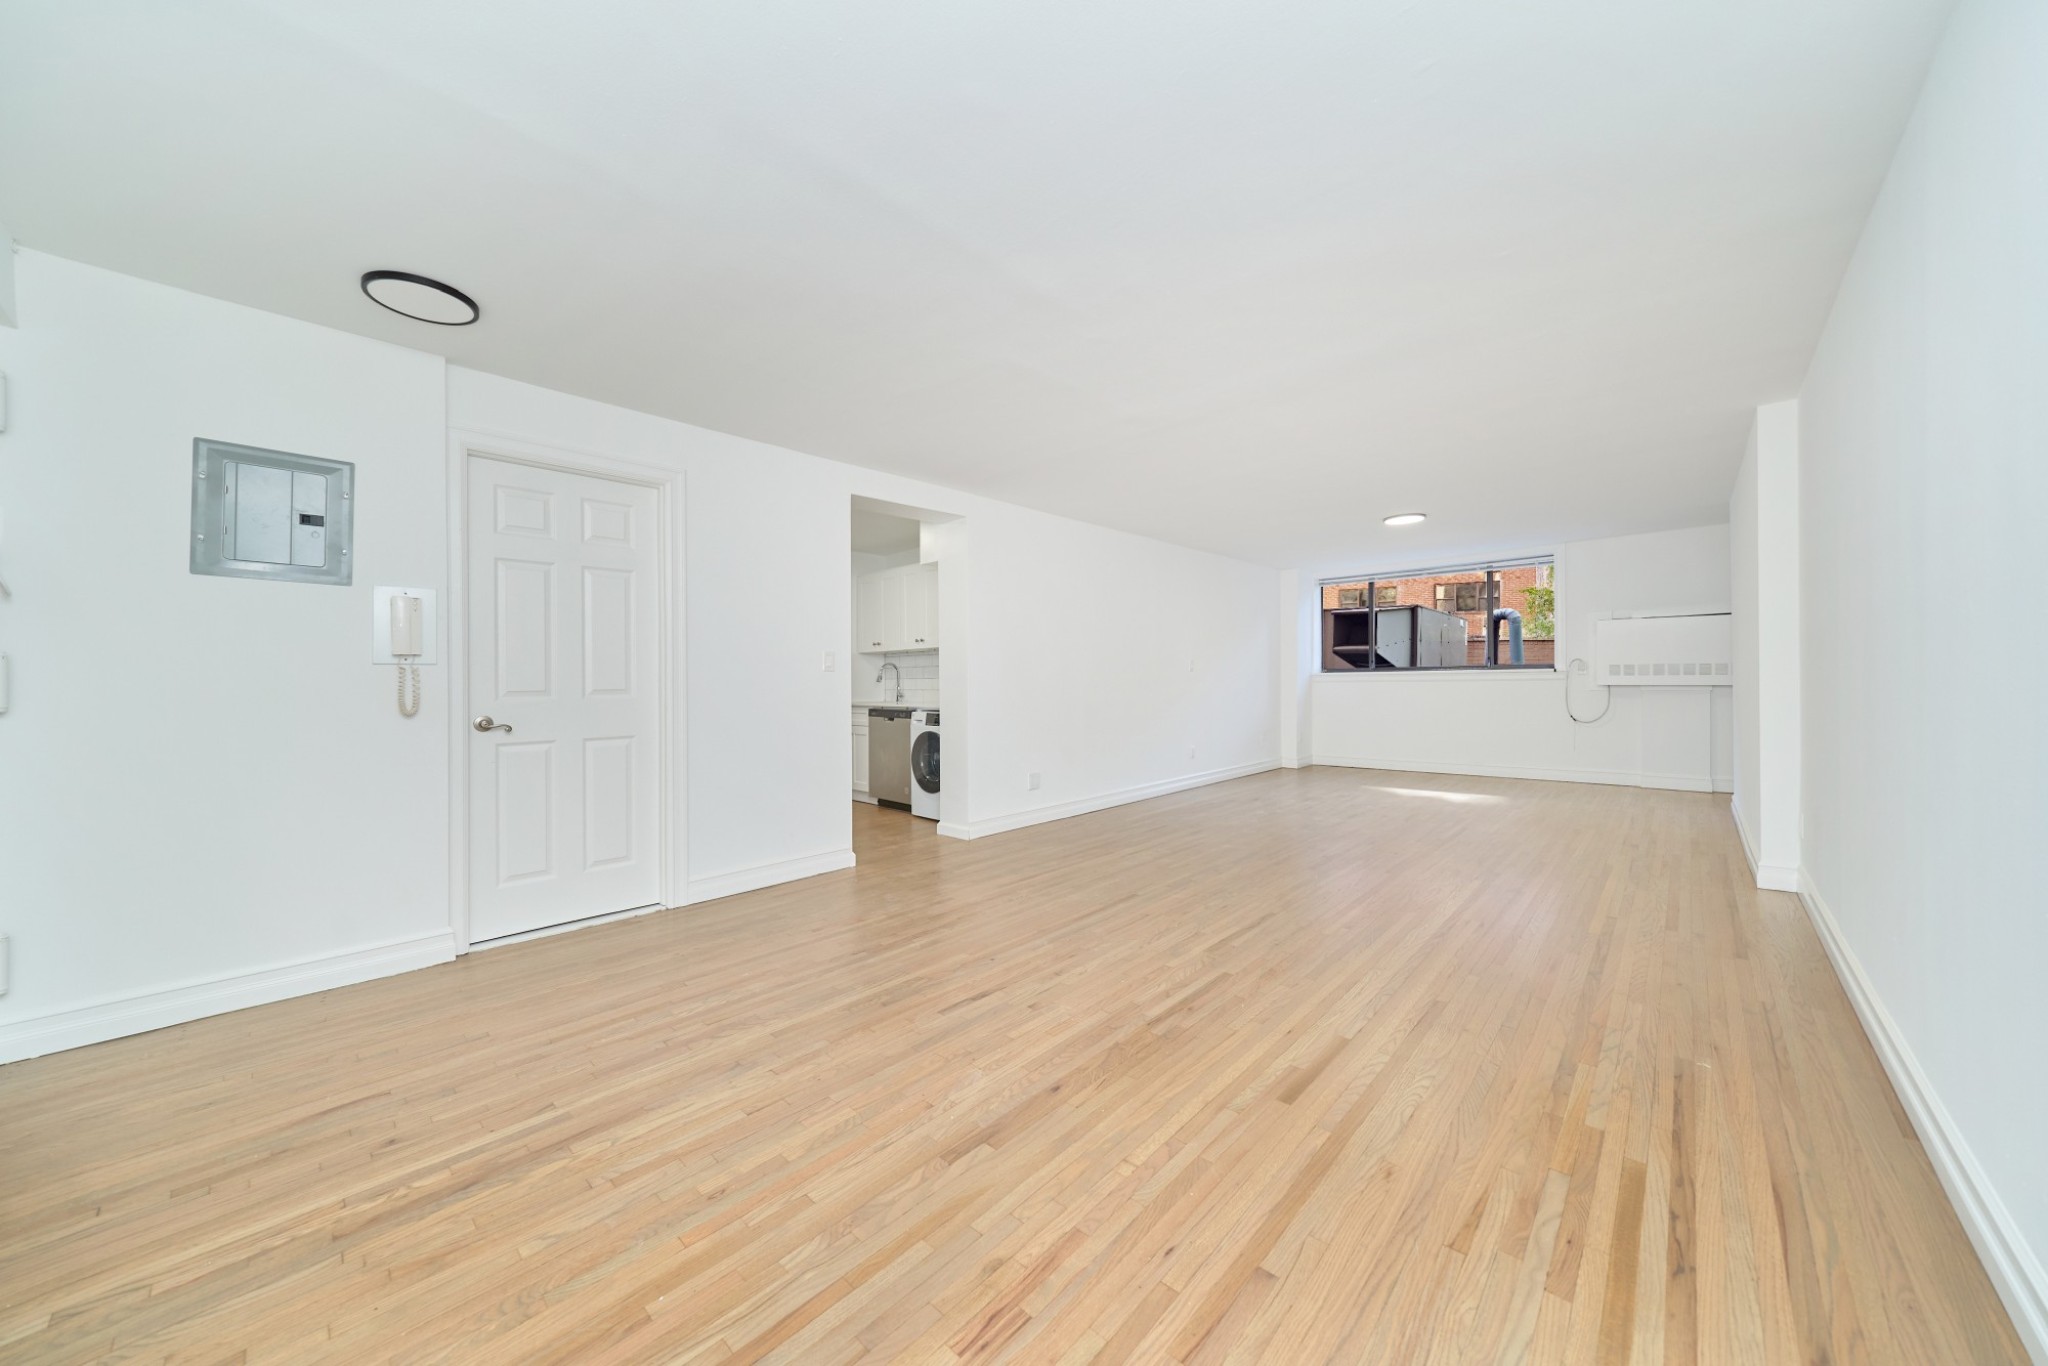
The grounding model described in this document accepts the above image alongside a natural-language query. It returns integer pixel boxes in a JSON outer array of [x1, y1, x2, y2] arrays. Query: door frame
[[445, 428, 687, 953]]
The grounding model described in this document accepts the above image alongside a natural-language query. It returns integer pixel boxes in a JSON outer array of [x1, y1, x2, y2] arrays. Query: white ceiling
[[0, 1, 1952, 572]]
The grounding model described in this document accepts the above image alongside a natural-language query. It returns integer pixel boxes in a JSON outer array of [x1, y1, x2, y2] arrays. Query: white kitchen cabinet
[[905, 563, 939, 649], [856, 574, 886, 651], [852, 708, 870, 793], [855, 562, 940, 652], [879, 571, 909, 651]]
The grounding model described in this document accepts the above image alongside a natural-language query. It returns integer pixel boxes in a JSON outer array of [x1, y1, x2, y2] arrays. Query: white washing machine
[[910, 709, 941, 820]]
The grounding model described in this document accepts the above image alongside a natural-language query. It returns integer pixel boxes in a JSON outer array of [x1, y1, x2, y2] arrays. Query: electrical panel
[[189, 438, 354, 585], [1593, 611, 1732, 686]]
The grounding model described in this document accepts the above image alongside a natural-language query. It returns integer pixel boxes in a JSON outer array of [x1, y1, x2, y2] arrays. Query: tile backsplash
[[866, 651, 940, 706]]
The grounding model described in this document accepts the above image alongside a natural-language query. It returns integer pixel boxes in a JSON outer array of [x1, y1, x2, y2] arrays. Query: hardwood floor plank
[[0, 769, 2025, 1364]]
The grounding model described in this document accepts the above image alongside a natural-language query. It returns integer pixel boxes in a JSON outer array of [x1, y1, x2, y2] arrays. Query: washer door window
[[911, 729, 941, 794]]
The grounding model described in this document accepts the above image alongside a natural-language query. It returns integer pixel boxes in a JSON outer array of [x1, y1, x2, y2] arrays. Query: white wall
[[1728, 399, 1802, 889], [451, 368, 1283, 846], [0, 250, 1281, 1059], [1730, 424, 1762, 843], [955, 504, 1279, 834], [1311, 524, 1734, 791], [1795, 0, 2048, 1348], [0, 253, 455, 1058], [1276, 568, 1316, 768]]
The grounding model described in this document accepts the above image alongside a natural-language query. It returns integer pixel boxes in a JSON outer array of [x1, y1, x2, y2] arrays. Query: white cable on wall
[[1564, 657, 1611, 724], [397, 664, 421, 718]]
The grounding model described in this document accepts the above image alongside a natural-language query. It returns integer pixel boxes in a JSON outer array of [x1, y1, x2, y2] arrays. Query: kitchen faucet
[[877, 661, 902, 702]]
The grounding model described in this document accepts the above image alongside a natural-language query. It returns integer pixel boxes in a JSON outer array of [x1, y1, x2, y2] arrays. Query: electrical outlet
[[1188, 745, 1196, 759], [1027, 772, 1041, 791], [822, 651, 835, 672], [0, 935, 9, 996]]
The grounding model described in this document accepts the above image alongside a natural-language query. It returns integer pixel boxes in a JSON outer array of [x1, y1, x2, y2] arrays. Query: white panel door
[[468, 456, 663, 942]]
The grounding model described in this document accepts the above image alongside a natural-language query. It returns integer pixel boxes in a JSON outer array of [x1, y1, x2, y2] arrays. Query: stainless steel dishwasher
[[867, 707, 913, 810]]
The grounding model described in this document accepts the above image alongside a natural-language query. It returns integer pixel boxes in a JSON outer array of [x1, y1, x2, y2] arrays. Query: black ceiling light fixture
[[360, 270, 479, 326]]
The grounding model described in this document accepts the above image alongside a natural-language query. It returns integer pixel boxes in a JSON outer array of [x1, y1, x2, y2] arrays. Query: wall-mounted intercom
[[372, 586, 436, 717], [389, 594, 422, 658], [189, 438, 354, 585]]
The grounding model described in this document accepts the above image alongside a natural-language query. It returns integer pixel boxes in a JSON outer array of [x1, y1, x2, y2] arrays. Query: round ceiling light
[[360, 270, 479, 326], [1383, 512, 1427, 527]]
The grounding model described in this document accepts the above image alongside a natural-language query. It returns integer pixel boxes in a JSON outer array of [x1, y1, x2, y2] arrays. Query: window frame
[[1319, 555, 1556, 674]]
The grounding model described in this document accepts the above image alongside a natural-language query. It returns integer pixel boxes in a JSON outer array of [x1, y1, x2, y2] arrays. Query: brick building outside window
[[1322, 562, 1555, 667]]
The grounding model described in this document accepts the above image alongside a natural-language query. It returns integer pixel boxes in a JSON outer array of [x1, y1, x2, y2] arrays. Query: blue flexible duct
[[1490, 608, 1524, 665]]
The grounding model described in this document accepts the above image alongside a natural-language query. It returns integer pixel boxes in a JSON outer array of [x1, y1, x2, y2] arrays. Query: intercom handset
[[391, 594, 423, 716], [390, 594, 423, 657]]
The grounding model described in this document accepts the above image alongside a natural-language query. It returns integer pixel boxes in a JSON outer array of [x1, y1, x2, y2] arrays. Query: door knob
[[473, 715, 512, 733]]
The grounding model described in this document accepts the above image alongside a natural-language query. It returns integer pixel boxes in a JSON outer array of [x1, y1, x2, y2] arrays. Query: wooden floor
[[0, 769, 2024, 1363]]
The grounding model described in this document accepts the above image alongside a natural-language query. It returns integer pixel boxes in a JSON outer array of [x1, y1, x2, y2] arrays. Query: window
[[1435, 581, 1483, 614], [1320, 558, 1555, 671]]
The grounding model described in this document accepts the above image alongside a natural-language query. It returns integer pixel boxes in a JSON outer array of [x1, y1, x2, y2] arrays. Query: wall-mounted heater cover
[[1592, 610, 1732, 686]]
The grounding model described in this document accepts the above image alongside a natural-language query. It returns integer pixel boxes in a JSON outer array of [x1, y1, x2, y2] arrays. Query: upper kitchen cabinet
[[904, 563, 939, 649], [857, 562, 939, 652], [857, 573, 886, 651]]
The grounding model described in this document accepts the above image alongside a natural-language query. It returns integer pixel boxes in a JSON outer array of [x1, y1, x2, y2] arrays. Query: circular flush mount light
[[360, 270, 479, 326], [1383, 512, 1427, 527]]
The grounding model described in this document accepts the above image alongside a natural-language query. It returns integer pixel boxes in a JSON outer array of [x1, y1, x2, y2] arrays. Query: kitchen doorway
[[850, 496, 964, 839]]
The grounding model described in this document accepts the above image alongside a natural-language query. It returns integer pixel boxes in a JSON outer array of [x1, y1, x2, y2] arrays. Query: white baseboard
[[1798, 874, 2048, 1361], [937, 761, 1278, 840], [1730, 798, 1801, 891], [469, 900, 672, 952], [0, 931, 457, 1066], [1314, 755, 1718, 793], [686, 848, 856, 905]]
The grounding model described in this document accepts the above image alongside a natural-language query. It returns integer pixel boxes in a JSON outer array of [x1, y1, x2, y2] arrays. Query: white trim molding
[[686, 849, 856, 906], [1314, 754, 1724, 794], [0, 932, 457, 1066], [1799, 874, 2048, 1361], [1730, 797, 1801, 891], [938, 761, 1278, 841]]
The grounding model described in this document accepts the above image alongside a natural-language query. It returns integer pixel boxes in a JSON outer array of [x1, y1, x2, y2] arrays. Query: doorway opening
[[850, 495, 964, 846]]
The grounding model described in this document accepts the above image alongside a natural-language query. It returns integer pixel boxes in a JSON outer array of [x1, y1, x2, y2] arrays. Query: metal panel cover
[[190, 438, 353, 585]]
